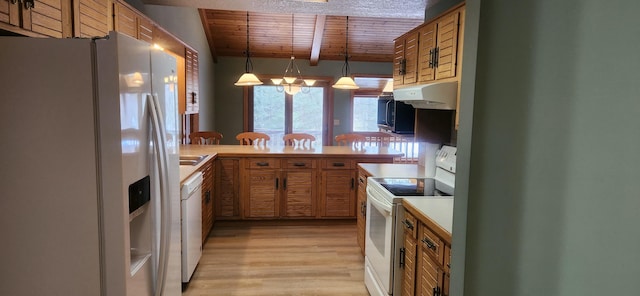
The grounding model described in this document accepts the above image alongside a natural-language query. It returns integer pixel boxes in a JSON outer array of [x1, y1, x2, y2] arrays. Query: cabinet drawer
[[245, 158, 280, 169], [401, 210, 418, 239], [284, 158, 316, 169], [321, 158, 353, 169], [419, 222, 445, 264]]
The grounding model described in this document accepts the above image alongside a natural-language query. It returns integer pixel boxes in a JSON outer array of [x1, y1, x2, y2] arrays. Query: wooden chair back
[[236, 132, 270, 146], [189, 131, 223, 145], [283, 133, 316, 148], [334, 133, 367, 148]]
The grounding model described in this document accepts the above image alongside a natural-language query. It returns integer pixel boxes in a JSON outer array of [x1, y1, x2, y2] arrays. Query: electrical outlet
[[333, 119, 340, 126]]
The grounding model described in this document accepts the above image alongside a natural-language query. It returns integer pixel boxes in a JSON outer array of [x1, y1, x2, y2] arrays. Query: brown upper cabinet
[[113, 0, 152, 43], [394, 4, 465, 88], [73, 0, 110, 38], [393, 30, 419, 86], [184, 48, 199, 114], [1, 0, 72, 38]]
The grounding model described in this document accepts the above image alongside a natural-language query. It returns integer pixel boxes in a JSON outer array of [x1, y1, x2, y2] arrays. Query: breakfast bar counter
[[179, 144, 404, 221], [179, 144, 403, 182]]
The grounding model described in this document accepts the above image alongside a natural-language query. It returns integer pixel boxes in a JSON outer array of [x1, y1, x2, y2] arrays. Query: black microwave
[[377, 95, 415, 134]]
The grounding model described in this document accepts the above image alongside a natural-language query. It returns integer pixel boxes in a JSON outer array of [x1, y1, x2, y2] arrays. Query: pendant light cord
[[245, 12, 254, 73], [343, 16, 351, 76]]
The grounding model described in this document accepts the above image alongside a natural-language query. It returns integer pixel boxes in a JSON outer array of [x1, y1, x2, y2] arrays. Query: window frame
[[349, 75, 393, 133], [243, 76, 334, 145]]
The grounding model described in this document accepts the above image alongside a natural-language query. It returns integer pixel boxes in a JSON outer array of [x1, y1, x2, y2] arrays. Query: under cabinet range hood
[[393, 81, 458, 110]]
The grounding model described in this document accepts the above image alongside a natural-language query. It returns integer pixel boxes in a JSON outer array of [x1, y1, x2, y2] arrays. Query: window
[[352, 96, 379, 132], [351, 76, 393, 133], [249, 82, 330, 146]]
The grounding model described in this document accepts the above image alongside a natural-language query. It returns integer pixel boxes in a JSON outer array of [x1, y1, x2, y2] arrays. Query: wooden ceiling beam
[[309, 15, 326, 66]]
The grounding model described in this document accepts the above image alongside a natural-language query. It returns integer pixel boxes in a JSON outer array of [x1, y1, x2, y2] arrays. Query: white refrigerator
[[0, 32, 181, 296]]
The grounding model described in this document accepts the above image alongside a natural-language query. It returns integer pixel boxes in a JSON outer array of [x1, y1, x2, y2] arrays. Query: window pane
[[353, 96, 379, 132], [292, 87, 324, 146], [253, 86, 285, 142]]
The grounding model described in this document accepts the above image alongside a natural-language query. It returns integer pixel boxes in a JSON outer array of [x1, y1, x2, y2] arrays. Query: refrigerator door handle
[[147, 94, 171, 296]]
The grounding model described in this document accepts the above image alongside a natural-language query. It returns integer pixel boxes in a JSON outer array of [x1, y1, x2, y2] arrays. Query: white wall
[[453, 0, 640, 295]]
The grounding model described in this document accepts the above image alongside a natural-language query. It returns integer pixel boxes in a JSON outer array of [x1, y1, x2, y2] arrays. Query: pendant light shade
[[235, 73, 262, 86], [332, 76, 359, 89], [333, 16, 359, 90], [235, 12, 262, 86]]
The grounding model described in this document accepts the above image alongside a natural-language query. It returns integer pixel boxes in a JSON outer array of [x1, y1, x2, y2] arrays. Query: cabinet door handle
[[422, 237, 437, 251], [399, 247, 406, 268], [433, 287, 440, 296], [10, 0, 17, 4], [191, 92, 197, 104], [25, 0, 34, 9], [429, 48, 434, 68], [359, 176, 365, 184], [293, 162, 306, 167], [360, 202, 367, 217], [332, 162, 345, 167], [434, 47, 440, 67], [351, 178, 355, 189], [256, 162, 269, 167], [204, 191, 211, 204], [275, 178, 279, 189], [402, 219, 414, 230], [283, 178, 287, 189]]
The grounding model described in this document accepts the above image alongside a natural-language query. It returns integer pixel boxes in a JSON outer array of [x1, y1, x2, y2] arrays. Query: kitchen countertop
[[358, 162, 452, 240], [179, 144, 403, 183], [179, 153, 216, 183], [180, 144, 403, 157], [402, 196, 454, 242]]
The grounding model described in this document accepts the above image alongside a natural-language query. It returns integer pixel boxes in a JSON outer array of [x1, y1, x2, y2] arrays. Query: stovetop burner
[[376, 178, 451, 197]]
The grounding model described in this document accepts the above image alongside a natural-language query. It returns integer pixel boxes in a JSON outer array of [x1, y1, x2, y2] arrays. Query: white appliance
[[393, 81, 458, 110], [0, 32, 181, 296], [180, 172, 203, 282], [364, 146, 457, 296]]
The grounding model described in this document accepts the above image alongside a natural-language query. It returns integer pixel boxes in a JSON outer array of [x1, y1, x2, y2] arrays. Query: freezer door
[[0, 36, 103, 296]]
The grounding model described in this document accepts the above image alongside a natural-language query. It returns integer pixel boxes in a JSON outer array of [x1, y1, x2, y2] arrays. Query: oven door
[[365, 186, 394, 295]]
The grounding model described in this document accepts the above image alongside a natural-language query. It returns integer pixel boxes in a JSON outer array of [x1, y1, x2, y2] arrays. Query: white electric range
[[364, 145, 456, 296]]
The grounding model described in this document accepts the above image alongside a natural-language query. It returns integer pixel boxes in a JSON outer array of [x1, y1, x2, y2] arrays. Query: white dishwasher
[[181, 172, 202, 282]]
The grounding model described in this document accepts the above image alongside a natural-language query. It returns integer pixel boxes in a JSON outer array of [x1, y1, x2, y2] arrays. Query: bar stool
[[189, 131, 223, 145], [283, 133, 316, 148], [335, 133, 366, 148], [236, 132, 270, 146]]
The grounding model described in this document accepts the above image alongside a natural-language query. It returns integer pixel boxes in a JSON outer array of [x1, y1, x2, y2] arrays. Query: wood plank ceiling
[[199, 10, 424, 64]]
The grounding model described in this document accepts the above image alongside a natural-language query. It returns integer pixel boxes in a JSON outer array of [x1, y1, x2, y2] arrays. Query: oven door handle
[[367, 190, 392, 215]]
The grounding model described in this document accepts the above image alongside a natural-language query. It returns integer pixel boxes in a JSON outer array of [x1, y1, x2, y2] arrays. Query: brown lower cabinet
[[319, 158, 356, 218], [214, 155, 392, 220], [200, 159, 214, 244], [356, 167, 372, 255], [400, 206, 451, 296], [215, 157, 241, 219], [241, 157, 317, 219]]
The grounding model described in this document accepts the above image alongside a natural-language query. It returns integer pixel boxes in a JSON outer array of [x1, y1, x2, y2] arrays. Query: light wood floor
[[182, 220, 370, 296]]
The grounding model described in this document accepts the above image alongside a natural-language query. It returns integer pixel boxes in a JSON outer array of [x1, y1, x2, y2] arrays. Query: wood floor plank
[[183, 220, 369, 296]]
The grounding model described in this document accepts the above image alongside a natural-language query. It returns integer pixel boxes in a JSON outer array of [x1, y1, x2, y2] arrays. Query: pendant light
[[332, 16, 359, 90], [271, 14, 315, 95], [235, 12, 263, 86]]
